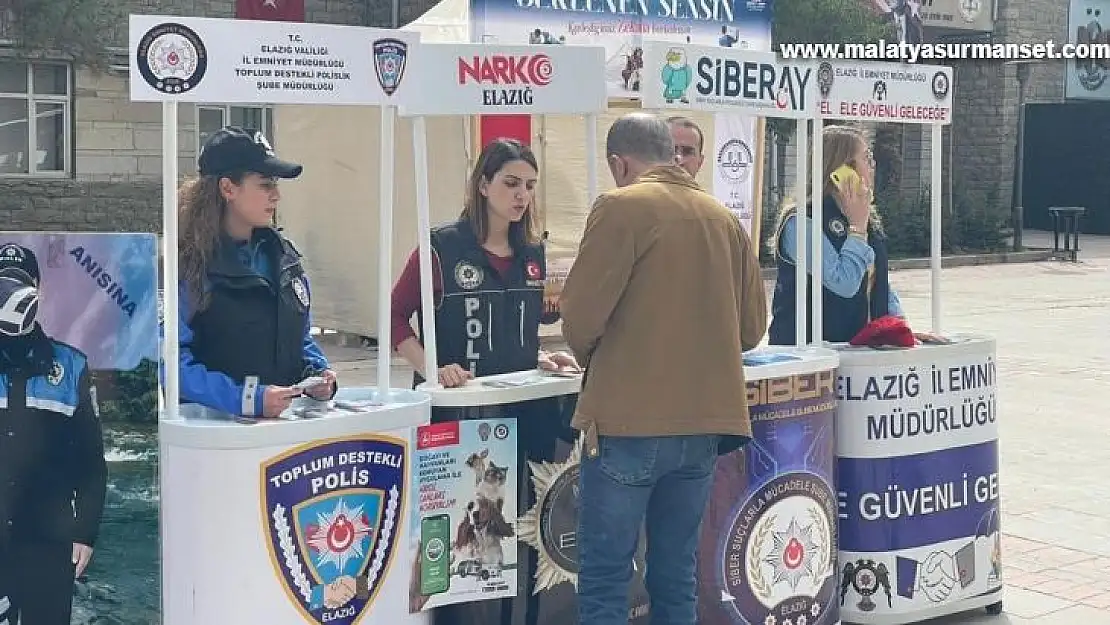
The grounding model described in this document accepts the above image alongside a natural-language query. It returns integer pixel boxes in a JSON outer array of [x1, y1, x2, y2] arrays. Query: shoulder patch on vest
[[47, 360, 64, 385], [828, 218, 847, 237], [524, 258, 544, 286], [292, 275, 310, 307], [454, 260, 484, 290]]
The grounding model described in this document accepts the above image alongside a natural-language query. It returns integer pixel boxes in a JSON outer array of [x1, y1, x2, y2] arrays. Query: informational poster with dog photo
[[407, 419, 519, 611]]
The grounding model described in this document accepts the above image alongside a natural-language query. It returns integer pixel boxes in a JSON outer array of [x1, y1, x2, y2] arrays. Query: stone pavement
[[322, 233, 1110, 624]]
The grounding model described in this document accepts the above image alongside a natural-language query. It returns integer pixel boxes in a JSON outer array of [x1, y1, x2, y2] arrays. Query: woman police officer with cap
[[0, 243, 107, 624], [173, 126, 337, 419]]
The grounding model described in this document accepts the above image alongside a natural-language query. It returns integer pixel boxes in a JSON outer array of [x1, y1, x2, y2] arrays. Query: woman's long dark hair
[[178, 172, 244, 315], [462, 138, 541, 246]]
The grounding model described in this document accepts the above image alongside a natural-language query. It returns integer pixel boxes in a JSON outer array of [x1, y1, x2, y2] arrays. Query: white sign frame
[[640, 42, 818, 120], [395, 43, 608, 386], [817, 60, 953, 333]]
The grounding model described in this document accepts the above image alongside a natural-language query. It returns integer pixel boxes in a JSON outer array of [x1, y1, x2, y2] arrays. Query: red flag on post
[[236, 0, 305, 21]]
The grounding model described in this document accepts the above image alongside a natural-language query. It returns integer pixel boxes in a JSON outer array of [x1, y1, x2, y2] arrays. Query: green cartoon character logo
[[661, 47, 692, 104]]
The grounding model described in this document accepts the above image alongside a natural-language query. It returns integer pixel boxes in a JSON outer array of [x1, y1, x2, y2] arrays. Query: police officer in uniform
[[390, 138, 577, 625], [174, 127, 336, 418], [768, 125, 903, 344], [0, 243, 107, 625]]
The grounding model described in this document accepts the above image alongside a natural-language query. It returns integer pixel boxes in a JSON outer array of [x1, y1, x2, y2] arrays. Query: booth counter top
[[419, 345, 841, 407], [826, 333, 995, 367], [158, 387, 432, 449]]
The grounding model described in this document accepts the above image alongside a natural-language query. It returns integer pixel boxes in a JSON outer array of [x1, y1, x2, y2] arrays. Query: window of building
[[196, 105, 275, 160], [0, 60, 70, 176]]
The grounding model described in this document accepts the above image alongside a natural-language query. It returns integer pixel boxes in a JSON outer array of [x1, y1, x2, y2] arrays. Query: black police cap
[[197, 126, 303, 179], [0, 243, 39, 287]]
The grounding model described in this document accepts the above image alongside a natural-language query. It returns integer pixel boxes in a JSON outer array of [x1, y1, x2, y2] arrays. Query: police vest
[[415, 219, 546, 385], [768, 197, 890, 345], [188, 228, 309, 388], [0, 338, 93, 545]]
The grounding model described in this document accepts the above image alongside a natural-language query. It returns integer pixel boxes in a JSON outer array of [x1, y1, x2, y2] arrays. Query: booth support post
[[378, 105, 397, 397], [413, 115, 440, 388], [810, 117, 824, 344], [793, 120, 809, 347], [930, 122, 943, 333], [162, 101, 180, 418], [585, 114, 598, 204]]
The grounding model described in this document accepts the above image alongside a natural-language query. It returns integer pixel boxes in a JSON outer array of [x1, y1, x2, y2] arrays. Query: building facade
[[0, 0, 439, 233]]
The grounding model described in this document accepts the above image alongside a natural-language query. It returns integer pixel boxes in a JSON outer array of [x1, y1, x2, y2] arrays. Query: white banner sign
[[712, 112, 758, 235], [397, 44, 607, 116], [640, 41, 817, 119], [128, 14, 419, 105], [816, 60, 954, 125]]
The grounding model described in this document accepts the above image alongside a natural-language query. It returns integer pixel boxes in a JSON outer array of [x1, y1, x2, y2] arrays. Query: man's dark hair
[[606, 112, 674, 165], [667, 115, 704, 154]]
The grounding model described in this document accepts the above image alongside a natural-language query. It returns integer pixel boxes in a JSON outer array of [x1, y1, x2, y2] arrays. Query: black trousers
[[0, 539, 75, 625], [430, 396, 574, 625]]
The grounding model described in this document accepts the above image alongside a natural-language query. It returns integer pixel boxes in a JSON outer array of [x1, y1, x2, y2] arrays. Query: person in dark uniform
[[390, 138, 577, 625], [767, 125, 904, 345], [174, 126, 336, 418], [0, 243, 107, 625]]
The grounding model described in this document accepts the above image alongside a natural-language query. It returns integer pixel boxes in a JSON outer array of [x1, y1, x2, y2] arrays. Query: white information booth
[[128, 15, 432, 625], [639, 41, 844, 625], [396, 43, 613, 624], [814, 61, 1004, 623]]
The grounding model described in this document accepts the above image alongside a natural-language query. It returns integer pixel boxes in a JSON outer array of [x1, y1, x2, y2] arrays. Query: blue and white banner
[[0, 232, 159, 371], [833, 339, 1003, 618]]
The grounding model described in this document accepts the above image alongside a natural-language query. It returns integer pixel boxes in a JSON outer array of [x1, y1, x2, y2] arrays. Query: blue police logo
[[372, 38, 408, 97], [721, 471, 838, 625], [261, 435, 408, 624]]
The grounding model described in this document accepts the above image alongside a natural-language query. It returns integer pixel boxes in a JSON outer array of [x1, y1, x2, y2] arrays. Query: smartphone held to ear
[[829, 164, 861, 191]]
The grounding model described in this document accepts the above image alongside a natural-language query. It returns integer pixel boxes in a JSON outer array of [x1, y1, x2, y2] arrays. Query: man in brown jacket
[[560, 112, 767, 625]]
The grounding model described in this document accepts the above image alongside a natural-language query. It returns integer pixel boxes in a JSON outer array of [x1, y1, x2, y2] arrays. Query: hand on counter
[[438, 364, 473, 388], [264, 386, 301, 417], [539, 350, 580, 372], [304, 369, 338, 400]]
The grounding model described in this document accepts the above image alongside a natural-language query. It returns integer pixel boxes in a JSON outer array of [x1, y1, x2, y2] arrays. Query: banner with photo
[[407, 418, 520, 612], [468, 0, 773, 99], [1066, 0, 1110, 100], [0, 232, 159, 372], [712, 112, 759, 236]]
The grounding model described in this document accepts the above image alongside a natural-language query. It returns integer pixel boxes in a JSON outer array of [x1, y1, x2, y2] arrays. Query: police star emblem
[[518, 434, 584, 592], [261, 435, 408, 624], [47, 360, 64, 385]]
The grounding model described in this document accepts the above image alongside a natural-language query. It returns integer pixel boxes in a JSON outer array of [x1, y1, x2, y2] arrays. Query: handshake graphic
[[318, 575, 370, 609], [897, 542, 976, 604]]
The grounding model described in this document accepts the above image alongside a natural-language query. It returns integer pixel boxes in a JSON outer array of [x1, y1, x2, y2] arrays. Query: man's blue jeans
[[577, 434, 719, 625]]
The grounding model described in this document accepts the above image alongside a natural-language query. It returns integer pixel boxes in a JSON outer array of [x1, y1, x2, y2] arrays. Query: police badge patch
[[372, 38, 408, 97], [261, 435, 408, 625], [47, 360, 64, 386], [135, 22, 208, 95], [454, 261, 484, 290], [293, 276, 310, 307], [828, 219, 847, 237]]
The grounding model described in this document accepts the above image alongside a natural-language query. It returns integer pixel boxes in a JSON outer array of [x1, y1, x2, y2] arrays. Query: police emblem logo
[[262, 435, 407, 625], [293, 276, 310, 307], [135, 22, 208, 95], [372, 38, 408, 97], [817, 61, 834, 98], [47, 360, 64, 386], [518, 436, 584, 591], [931, 71, 950, 100], [716, 138, 753, 184], [454, 261, 484, 290], [722, 472, 838, 625], [828, 219, 847, 236], [254, 131, 277, 156], [841, 559, 892, 612], [0, 244, 24, 264]]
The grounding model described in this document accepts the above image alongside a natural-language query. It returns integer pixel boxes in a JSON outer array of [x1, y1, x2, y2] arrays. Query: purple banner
[[698, 369, 840, 625], [836, 441, 1000, 552]]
